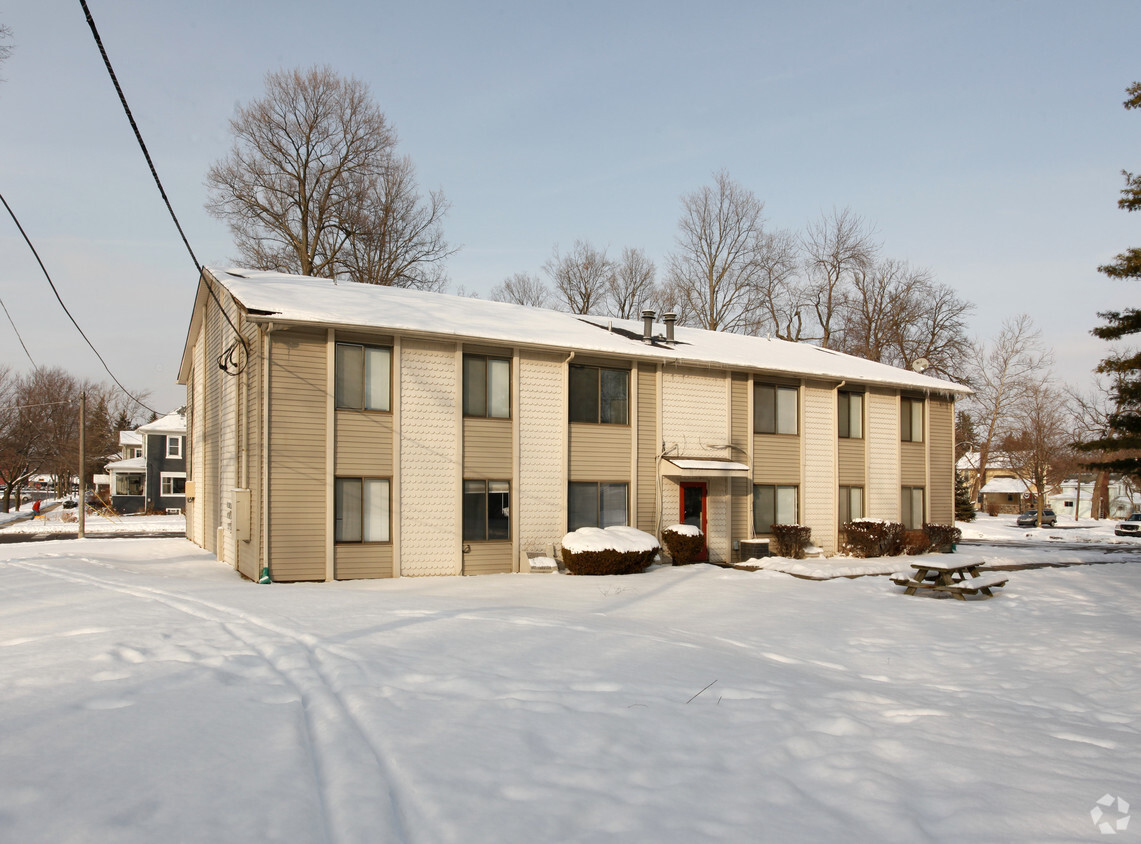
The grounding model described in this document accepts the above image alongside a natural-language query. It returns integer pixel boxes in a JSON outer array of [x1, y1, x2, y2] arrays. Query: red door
[[680, 482, 708, 562]]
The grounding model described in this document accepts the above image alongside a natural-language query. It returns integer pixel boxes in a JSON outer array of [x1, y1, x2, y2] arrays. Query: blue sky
[[2, 1, 1139, 412]]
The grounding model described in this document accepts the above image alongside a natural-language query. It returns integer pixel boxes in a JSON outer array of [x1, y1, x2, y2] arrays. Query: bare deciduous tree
[[1003, 382, 1073, 525], [0, 23, 12, 75], [544, 240, 613, 315], [490, 272, 554, 309], [835, 259, 973, 380], [206, 66, 452, 287], [607, 247, 657, 319], [751, 229, 806, 339], [964, 315, 1054, 502], [667, 171, 768, 332], [802, 207, 878, 347]]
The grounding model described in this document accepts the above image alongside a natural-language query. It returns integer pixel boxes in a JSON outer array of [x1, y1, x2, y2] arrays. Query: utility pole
[[78, 391, 85, 539]]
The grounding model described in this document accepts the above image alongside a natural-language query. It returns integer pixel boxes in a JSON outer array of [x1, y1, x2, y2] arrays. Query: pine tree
[[954, 471, 976, 522], [1080, 82, 1141, 476]]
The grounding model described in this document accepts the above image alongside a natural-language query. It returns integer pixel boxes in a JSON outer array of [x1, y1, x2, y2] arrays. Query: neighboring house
[[1049, 475, 1138, 519], [978, 476, 1033, 515], [105, 411, 187, 514], [177, 268, 970, 582]]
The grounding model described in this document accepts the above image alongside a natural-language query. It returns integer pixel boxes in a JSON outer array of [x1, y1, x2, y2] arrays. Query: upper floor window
[[838, 391, 863, 439], [463, 355, 510, 418], [901, 397, 923, 442], [335, 477, 391, 543], [166, 436, 183, 458], [463, 480, 510, 541], [335, 343, 392, 412], [754, 384, 798, 435], [569, 365, 628, 425]]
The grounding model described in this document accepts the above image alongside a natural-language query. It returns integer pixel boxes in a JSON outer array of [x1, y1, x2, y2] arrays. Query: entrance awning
[[662, 458, 750, 478]]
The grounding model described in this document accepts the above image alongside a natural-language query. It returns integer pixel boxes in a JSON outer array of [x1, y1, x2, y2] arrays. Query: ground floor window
[[160, 473, 186, 496], [839, 485, 864, 524], [335, 478, 391, 543], [114, 473, 143, 496], [753, 484, 797, 534], [568, 481, 628, 531], [901, 486, 925, 530], [464, 480, 510, 541]]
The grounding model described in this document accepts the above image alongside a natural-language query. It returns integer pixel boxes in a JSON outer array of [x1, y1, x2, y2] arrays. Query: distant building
[[104, 411, 186, 514]]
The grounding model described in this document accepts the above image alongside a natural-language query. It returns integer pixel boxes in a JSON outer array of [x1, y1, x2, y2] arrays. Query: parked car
[[1115, 513, 1141, 537], [1016, 509, 1057, 527]]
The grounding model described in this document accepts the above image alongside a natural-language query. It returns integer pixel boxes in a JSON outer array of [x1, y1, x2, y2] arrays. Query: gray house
[[105, 411, 187, 514]]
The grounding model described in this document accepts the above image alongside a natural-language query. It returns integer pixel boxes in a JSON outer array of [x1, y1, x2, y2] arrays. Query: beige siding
[[236, 318, 262, 582], [218, 296, 240, 570], [462, 542, 512, 575], [569, 424, 632, 481], [662, 367, 728, 455], [802, 383, 837, 555], [928, 398, 955, 524], [730, 374, 750, 550], [267, 329, 328, 581], [706, 476, 730, 563], [518, 353, 565, 555], [191, 330, 206, 548], [203, 295, 222, 554], [837, 438, 866, 485], [400, 339, 459, 576], [636, 363, 658, 532], [335, 412, 394, 476], [463, 418, 512, 478], [335, 544, 394, 579], [753, 436, 801, 483], [866, 389, 901, 521], [901, 442, 926, 486]]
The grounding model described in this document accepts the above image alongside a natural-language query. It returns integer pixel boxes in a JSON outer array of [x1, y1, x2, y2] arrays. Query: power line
[[78, 0, 248, 374], [0, 191, 159, 416], [0, 292, 38, 370]]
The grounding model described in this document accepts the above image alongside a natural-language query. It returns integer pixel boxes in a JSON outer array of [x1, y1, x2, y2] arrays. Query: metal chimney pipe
[[663, 312, 676, 343], [641, 309, 655, 343]]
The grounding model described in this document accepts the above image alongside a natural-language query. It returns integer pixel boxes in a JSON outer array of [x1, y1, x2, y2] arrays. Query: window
[[901, 397, 923, 442], [568, 482, 628, 531], [335, 343, 392, 412], [838, 391, 863, 439], [335, 478, 391, 543], [463, 480, 510, 541], [130, 447, 142, 459], [160, 473, 186, 496], [901, 486, 925, 530], [754, 384, 798, 435], [839, 486, 864, 524], [115, 473, 144, 496], [569, 365, 629, 425], [753, 484, 797, 534], [166, 436, 183, 458], [463, 355, 510, 418]]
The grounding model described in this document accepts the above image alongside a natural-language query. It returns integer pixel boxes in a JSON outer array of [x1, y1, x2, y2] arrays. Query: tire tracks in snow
[[8, 556, 436, 844]]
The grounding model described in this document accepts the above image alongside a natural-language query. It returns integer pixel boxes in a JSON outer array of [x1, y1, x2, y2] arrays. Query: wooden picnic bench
[[891, 559, 1008, 600]]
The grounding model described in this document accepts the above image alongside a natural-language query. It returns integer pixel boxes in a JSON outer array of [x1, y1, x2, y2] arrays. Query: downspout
[[562, 351, 575, 543], [259, 322, 273, 584]]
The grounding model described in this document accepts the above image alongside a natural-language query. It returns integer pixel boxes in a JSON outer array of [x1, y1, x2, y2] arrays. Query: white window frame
[[160, 472, 187, 497], [114, 472, 144, 497], [166, 436, 183, 458]]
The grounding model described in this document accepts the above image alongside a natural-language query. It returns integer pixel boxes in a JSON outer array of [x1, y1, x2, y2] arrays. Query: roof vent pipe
[[663, 312, 676, 343], [642, 309, 656, 343]]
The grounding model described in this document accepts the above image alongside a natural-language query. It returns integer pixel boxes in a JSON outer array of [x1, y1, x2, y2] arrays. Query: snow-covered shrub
[[560, 526, 660, 576], [903, 529, 929, 555], [662, 524, 704, 565], [925, 523, 962, 552], [770, 524, 812, 559], [840, 520, 906, 558]]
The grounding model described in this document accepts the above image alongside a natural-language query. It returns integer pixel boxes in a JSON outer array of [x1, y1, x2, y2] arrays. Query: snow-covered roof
[[138, 411, 186, 435], [119, 431, 142, 447], [186, 268, 970, 396], [980, 477, 1031, 495], [957, 451, 1019, 471], [105, 457, 145, 473]]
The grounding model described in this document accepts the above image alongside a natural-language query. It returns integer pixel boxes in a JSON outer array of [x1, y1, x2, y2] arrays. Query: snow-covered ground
[[1, 518, 1138, 842], [0, 501, 185, 534]]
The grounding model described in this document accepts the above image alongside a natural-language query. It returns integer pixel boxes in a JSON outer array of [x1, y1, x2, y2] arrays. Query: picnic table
[[891, 559, 1008, 600]]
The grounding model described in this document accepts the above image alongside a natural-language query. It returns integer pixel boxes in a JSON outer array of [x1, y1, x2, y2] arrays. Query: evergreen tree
[[1081, 82, 1141, 476], [954, 471, 976, 522]]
